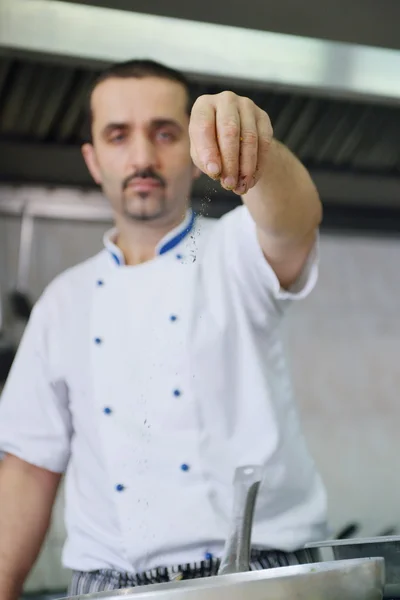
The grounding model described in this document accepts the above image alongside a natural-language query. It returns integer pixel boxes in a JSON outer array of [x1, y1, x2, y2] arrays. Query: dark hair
[[83, 59, 194, 141]]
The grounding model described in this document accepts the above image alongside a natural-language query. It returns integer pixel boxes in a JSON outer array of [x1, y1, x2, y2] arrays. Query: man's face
[[82, 76, 199, 223]]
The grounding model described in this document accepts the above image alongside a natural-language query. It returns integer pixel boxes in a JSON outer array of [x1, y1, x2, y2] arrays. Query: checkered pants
[[68, 549, 303, 596]]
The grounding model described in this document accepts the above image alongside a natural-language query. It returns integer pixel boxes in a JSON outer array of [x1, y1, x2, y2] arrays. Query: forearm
[[244, 139, 322, 243], [0, 454, 61, 600]]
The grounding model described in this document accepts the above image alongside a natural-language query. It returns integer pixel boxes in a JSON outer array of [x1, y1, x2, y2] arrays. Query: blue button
[[94, 337, 102, 345], [170, 315, 178, 322], [115, 484, 125, 492], [180, 463, 190, 472], [97, 280, 104, 286], [176, 254, 183, 260], [205, 552, 213, 561], [104, 407, 112, 415], [173, 389, 182, 397]]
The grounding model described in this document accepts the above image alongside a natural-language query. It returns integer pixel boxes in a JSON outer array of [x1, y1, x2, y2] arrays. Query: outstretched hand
[[189, 91, 273, 196]]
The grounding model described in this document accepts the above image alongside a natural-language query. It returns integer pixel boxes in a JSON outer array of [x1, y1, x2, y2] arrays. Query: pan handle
[[218, 465, 262, 576]]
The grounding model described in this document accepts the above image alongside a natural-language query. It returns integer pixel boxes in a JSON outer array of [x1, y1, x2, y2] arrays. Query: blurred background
[[1, 0, 400, 596]]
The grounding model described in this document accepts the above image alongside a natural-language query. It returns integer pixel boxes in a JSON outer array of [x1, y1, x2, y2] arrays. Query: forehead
[[90, 76, 189, 128]]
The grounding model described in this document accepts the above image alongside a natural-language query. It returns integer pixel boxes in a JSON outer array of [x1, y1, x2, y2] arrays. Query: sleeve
[[0, 294, 72, 473], [221, 205, 319, 308]]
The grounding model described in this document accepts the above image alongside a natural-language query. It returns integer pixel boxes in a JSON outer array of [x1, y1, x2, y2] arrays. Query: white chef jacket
[[0, 204, 327, 573]]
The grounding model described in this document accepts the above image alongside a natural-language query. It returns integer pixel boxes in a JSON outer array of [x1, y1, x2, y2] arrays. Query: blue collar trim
[[158, 210, 196, 255], [103, 209, 196, 266]]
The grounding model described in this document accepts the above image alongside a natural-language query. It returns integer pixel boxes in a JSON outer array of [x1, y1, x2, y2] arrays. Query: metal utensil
[[304, 535, 399, 598], [218, 465, 261, 575], [65, 465, 385, 600], [336, 522, 361, 540]]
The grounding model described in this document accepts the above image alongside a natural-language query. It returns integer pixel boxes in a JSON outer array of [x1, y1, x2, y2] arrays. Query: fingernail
[[207, 163, 220, 177], [234, 178, 248, 195], [223, 176, 236, 190]]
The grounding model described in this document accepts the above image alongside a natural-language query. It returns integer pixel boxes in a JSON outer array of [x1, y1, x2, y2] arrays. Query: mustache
[[122, 169, 166, 190]]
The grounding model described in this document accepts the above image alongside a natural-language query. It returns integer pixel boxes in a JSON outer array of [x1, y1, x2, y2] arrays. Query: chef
[[0, 59, 328, 599]]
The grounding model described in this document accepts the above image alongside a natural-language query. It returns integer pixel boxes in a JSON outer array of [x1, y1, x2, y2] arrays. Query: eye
[[156, 129, 176, 142], [109, 132, 126, 144]]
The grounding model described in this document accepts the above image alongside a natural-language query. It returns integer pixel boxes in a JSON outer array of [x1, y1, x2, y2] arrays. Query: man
[[0, 59, 327, 599]]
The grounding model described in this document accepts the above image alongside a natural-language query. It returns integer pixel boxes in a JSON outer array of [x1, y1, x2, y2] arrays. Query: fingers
[[256, 109, 273, 174], [189, 92, 273, 195], [234, 97, 258, 195], [235, 104, 273, 195], [215, 92, 241, 190], [189, 97, 221, 178]]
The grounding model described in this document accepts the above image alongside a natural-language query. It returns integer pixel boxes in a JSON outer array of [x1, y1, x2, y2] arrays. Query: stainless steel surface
[[64, 558, 384, 600], [218, 465, 262, 575], [7, 201, 35, 320], [304, 536, 400, 597], [0, 189, 114, 222], [55, 0, 400, 53], [15, 203, 34, 293], [2, 0, 400, 103]]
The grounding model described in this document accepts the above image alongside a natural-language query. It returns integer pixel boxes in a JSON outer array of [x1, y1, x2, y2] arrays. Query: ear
[[81, 143, 102, 185]]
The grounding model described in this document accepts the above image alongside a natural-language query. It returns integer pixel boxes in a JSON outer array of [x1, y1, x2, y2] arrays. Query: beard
[[121, 168, 168, 222], [122, 189, 168, 222]]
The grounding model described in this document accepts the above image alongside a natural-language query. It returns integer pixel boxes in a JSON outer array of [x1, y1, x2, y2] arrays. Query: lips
[[127, 178, 162, 192]]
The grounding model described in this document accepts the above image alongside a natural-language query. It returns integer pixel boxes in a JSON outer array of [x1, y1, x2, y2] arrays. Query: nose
[[127, 132, 158, 171]]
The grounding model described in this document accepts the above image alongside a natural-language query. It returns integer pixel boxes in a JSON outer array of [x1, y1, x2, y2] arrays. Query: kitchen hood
[[1, 0, 400, 231], [1, 0, 400, 104]]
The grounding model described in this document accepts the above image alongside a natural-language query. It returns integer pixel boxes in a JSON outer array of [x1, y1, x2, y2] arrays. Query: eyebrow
[[150, 118, 183, 131], [101, 118, 183, 137], [102, 122, 129, 137]]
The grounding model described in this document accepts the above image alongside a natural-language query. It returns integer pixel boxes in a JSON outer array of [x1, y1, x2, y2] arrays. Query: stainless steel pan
[[304, 535, 400, 598], [65, 465, 385, 600]]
